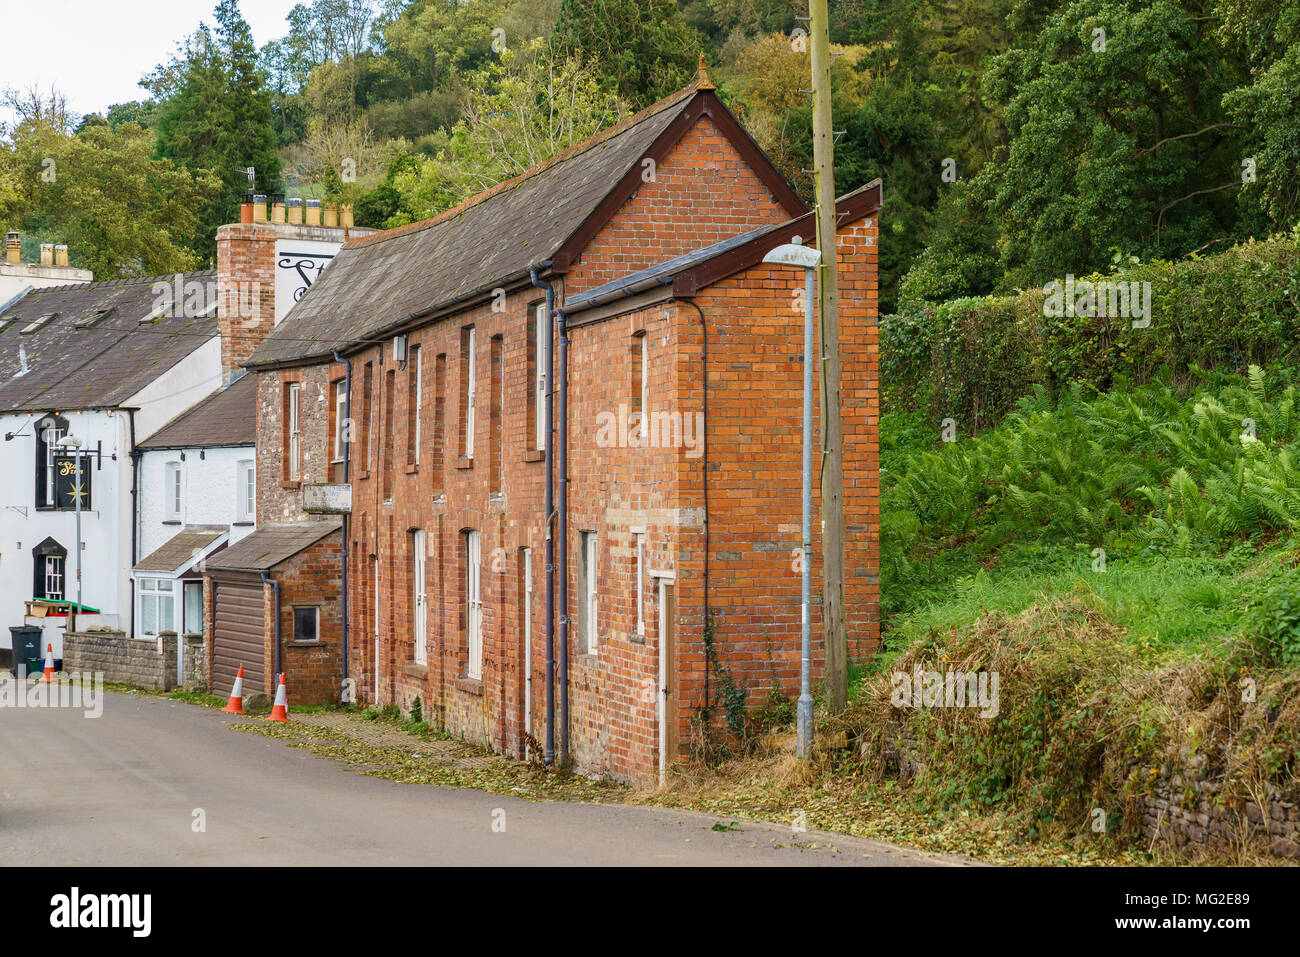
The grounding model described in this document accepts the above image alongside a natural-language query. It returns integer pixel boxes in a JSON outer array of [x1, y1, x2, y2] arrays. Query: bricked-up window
[[432, 353, 446, 494], [407, 345, 422, 466], [460, 326, 476, 459], [530, 303, 546, 451], [579, 531, 598, 654], [284, 382, 302, 482], [489, 334, 503, 495], [464, 529, 482, 679], [631, 330, 648, 443], [382, 369, 396, 501], [359, 362, 373, 472], [293, 606, 318, 642], [332, 379, 347, 462]]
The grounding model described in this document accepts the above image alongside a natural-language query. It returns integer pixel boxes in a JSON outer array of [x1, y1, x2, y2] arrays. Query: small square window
[[293, 606, 319, 642]]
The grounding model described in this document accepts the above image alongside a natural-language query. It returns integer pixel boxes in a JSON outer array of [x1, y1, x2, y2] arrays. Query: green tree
[[155, 0, 282, 262], [554, 0, 702, 107], [1, 119, 216, 278]]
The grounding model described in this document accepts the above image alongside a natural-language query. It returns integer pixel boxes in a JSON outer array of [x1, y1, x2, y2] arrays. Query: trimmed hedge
[[882, 234, 1300, 432]]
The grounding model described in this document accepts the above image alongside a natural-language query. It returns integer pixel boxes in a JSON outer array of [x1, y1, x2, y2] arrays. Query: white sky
[[0, 0, 302, 121]]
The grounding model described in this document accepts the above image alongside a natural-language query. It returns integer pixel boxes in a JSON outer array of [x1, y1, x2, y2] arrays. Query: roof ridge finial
[[696, 52, 715, 91]]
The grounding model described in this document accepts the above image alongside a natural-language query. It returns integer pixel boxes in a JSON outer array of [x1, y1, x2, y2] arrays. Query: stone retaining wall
[[875, 724, 1299, 859], [63, 630, 206, 692]]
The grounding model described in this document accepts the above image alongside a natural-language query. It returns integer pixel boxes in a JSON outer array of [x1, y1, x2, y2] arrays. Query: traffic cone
[[40, 643, 56, 683], [222, 664, 245, 714], [267, 672, 290, 723]]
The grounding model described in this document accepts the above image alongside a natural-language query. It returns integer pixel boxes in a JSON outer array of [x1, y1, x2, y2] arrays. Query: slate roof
[[134, 526, 229, 574], [0, 272, 218, 414], [204, 521, 342, 573], [137, 372, 257, 449], [246, 81, 771, 368]]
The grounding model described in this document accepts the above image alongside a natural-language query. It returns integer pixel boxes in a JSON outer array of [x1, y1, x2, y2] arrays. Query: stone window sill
[[456, 456, 473, 470], [523, 449, 544, 463], [455, 676, 483, 695], [287, 639, 324, 649], [405, 463, 419, 474], [404, 663, 428, 679]]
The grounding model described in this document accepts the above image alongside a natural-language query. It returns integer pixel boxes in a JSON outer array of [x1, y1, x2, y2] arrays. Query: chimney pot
[[271, 202, 287, 224], [304, 199, 322, 227], [253, 194, 268, 222], [287, 198, 303, 225], [341, 204, 354, 229], [54, 245, 69, 267], [322, 202, 338, 228], [4, 231, 20, 265], [40, 243, 54, 266]]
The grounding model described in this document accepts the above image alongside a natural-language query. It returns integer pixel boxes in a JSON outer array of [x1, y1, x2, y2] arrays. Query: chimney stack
[[40, 243, 54, 266], [54, 245, 69, 267], [4, 231, 19, 264]]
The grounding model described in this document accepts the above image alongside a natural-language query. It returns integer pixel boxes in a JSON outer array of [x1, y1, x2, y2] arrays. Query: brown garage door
[[212, 578, 265, 698]]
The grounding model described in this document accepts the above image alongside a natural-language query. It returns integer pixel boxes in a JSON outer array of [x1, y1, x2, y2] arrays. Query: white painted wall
[[0, 332, 225, 649], [0, 408, 130, 653], [138, 445, 256, 559]]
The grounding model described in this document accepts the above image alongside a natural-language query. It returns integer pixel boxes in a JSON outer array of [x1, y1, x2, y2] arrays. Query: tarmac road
[[0, 680, 973, 867]]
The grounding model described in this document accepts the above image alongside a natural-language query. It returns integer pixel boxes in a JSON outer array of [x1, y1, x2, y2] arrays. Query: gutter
[[261, 570, 282, 683], [333, 350, 352, 705], [528, 266, 556, 767]]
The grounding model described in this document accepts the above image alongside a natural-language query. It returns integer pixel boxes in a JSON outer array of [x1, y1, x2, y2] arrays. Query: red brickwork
[[215, 223, 276, 382]]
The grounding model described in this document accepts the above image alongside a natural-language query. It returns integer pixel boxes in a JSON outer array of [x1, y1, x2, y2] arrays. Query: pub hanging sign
[[53, 455, 92, 510]]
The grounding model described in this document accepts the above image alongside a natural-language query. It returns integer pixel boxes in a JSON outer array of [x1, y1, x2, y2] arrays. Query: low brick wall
[[63, 630, 206, 692]]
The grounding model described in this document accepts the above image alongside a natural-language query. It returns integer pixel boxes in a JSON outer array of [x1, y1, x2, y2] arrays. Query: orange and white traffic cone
[[40, 643, 56, 683], [222, 664, 245, 714], [267, 672, 290, 723]]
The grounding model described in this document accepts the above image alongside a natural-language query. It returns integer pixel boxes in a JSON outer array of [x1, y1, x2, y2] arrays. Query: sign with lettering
[[53, 455, 91, 510], [302, 483, 351, 514]]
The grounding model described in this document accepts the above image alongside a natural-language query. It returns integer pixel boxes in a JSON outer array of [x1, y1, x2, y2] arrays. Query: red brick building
[[241, 72, 880, 783]]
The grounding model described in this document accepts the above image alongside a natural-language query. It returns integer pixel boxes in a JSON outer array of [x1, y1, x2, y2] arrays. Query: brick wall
[[565, 115, 794, 297], [256, 365, 337, 524], [216, 224, 276, 382], [274, 532, 344, 705], [251, 113, 878, 784]]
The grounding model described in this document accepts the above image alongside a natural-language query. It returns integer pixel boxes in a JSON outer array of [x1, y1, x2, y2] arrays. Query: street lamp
[[55, 434, 84, 627], [762, 238, 821, 759]]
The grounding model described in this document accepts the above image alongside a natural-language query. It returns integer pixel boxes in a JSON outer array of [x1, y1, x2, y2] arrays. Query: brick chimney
[[215, 221, 277, 383]]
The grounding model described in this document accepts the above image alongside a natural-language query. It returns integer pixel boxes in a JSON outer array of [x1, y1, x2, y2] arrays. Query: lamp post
[[762, 239, 821, 758], [55, 434, 84, 629]]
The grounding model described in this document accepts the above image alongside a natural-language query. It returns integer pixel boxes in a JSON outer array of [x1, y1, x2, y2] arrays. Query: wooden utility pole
[[809, 0, 847, 712]]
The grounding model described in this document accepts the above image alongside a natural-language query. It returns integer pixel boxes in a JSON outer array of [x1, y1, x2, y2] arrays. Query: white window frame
[[466, 529, 482, 679], [138, 577, 175, 637], [412, 346, 423, 465], [333, 379, 347, 461], [463, 328, 476, 459], [534, 305, 547, 451], [287, 382, 302, 481], [44, 554, 64, 601], [413, 529, 427, 664], [165, 462, 182, 520], [237, 460, 255, 522], [581, 531, 599, 654], [44, 424, 65, 506]]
